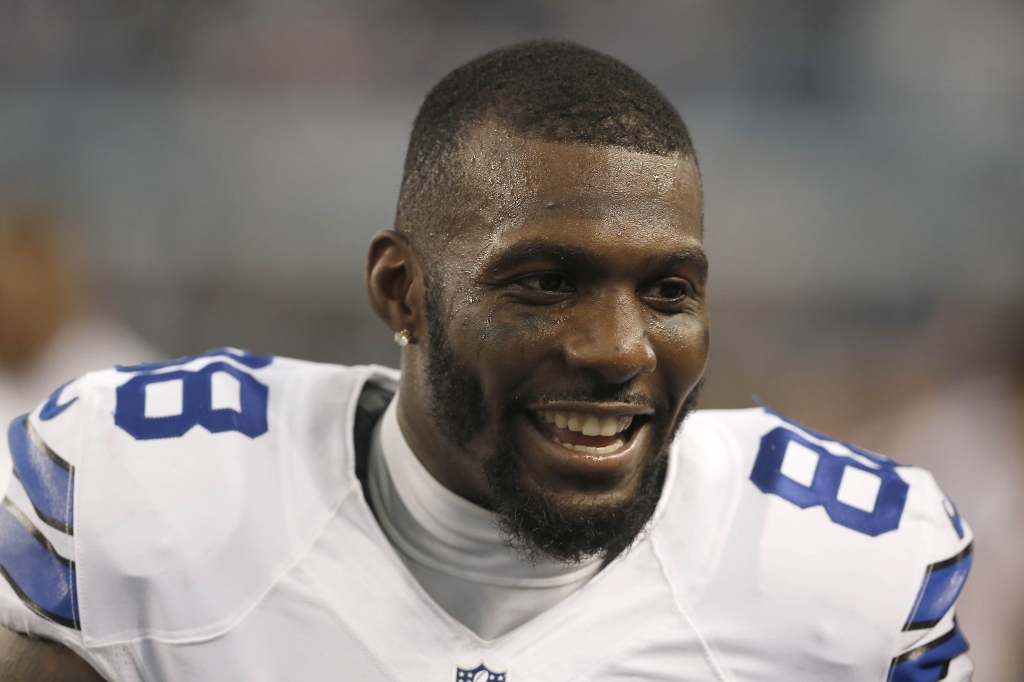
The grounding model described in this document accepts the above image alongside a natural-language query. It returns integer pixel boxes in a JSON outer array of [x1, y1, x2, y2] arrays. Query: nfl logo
[[454, 662, 508, 682]]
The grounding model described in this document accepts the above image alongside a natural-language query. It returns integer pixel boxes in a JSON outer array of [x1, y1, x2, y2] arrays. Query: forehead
[[454, 125, 702, 244]]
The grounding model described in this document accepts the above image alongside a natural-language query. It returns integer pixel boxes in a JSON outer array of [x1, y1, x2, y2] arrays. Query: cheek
[[651, 315, 709, 384], [460, 306, 563, 383], [477, 308, 562, 358]]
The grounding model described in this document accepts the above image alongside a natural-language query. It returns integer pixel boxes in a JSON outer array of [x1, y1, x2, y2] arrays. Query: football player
[[0, 41, 971, 681]]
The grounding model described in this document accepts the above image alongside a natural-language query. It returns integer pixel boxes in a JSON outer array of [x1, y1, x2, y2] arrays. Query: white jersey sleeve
[[0, 376, 145, 680], [668, 407, 975, 682], [0, 349, 388, 681], [754, 411, 975, 681], [888, 466, 973, 682]]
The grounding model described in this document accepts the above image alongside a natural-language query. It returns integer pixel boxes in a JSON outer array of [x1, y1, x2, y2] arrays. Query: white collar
[[367, 396, 603, 587]]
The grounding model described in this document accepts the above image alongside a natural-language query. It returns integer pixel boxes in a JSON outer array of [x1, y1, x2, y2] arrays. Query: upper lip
[[526, 401, 655, 417]]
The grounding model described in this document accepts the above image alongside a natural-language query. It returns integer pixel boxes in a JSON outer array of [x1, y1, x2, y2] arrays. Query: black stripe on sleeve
[[1, 499, 74, 569], [25, 419, 74, 474], [9, 470, 73, 535]]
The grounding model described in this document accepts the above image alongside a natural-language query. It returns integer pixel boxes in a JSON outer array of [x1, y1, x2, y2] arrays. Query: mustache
[[505, 383, 662, 413]]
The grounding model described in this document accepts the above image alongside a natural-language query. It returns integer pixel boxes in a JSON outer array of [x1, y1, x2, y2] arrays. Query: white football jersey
[[0, 350, 972, 681]]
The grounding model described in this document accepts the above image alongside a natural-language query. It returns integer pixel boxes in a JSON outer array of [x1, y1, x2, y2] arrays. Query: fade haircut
[[394, 40, 696, 257]]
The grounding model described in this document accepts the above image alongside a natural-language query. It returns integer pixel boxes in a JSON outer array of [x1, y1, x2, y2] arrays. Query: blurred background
[[0, 0, 1021, 678]]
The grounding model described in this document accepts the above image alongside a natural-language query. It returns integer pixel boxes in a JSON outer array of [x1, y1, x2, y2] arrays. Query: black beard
[[423, 277, 704, 564], [484, 380, 702, 565], [423, 275, 487, 447]]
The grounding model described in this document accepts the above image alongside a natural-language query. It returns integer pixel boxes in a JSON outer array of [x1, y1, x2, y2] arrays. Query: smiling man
[[0, 42, 972, 681]]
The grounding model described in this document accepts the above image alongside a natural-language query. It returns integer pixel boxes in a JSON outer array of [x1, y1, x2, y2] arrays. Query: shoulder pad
[[12, 350, 397, 646], [677, 407, 972, 645]]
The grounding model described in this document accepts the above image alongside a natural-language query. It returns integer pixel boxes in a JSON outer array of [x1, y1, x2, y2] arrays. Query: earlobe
[[365, 230, 424, 337]]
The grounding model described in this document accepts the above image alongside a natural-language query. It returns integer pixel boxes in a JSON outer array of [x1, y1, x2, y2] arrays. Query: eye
[[640, 277, 694, 310], [508, 272, 576, 304], [654, 280, 690, 300], [519, 273, 574, 293]]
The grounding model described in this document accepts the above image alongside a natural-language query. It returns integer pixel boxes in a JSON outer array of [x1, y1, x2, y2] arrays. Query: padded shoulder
[[686, 406, 966, 544], [669, 407, 973, 674], [25, 350, 397, 646], [888, 466, 972, 679]]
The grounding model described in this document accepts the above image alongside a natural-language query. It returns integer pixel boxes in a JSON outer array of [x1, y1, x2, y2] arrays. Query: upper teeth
[[539, 410, 633, 436]]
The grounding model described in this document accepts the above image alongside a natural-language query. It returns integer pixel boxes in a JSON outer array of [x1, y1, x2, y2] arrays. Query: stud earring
[[394, 329, 412, 347]]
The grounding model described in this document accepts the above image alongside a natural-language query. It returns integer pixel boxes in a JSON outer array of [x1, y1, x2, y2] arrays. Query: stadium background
[[1, 1, 1021, 679]]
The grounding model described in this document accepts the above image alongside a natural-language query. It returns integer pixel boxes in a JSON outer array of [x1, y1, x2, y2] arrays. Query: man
[[0, 41, 971, 681]]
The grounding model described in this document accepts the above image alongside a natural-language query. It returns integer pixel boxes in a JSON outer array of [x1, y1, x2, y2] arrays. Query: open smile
[[535, 410, 635, 455], [518, 403, 653, 480]]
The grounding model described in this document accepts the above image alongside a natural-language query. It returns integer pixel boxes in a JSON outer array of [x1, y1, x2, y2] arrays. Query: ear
[[365, 230, 426, 343]]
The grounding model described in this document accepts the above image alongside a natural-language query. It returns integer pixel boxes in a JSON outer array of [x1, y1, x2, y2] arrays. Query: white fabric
[[860, 375, 1023, 682], [0, 357, 974, 681], [0, 315, 160, 493], [367, 396, 602, 639], [73, 354, 377, 643]]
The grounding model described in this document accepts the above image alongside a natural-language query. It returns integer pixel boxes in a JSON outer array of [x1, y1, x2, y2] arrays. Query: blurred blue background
[[0, 2, 1022, 678]]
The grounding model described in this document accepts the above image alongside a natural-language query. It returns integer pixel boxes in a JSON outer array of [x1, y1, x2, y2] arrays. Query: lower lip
[[517, 412, 649, 479]]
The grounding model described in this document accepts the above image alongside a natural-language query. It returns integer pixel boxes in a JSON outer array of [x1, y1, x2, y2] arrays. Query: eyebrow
[[486, 239, 708, 279], [487, 242, 600, 273], [641, 249, 709, 279]]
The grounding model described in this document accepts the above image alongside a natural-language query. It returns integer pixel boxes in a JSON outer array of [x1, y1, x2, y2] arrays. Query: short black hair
[[395, 40, 696, 249]]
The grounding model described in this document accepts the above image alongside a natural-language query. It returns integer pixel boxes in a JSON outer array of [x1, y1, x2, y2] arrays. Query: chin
[[481, 414, 672, 564]]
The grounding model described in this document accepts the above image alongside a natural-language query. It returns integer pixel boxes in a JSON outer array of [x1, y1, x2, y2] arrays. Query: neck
[[367, 396, 603, 638], [395, 356, 492, 505]]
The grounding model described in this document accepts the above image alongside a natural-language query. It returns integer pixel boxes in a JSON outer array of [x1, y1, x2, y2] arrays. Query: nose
[[561, 291, 656, 385]]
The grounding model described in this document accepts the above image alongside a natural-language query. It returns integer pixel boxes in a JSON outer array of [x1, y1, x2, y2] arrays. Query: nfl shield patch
[[454, 662, 508, 682]]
